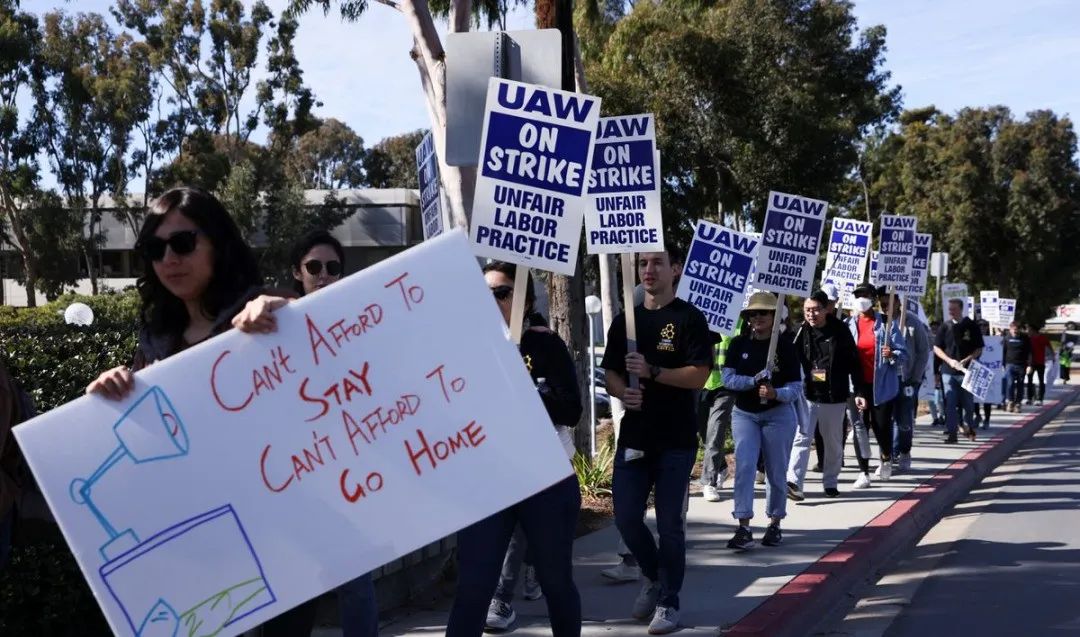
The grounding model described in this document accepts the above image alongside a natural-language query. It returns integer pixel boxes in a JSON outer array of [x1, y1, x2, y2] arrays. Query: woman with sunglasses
[[231, 229, 380, 637], [722, 292, 803, 550], [446, 260, 583, 637]]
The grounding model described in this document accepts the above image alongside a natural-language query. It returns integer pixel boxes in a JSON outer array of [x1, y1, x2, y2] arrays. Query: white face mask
[[854, 297, 874, 313]]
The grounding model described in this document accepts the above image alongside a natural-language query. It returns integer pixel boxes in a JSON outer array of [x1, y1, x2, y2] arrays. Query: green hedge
[[1, 292, 139, 636]]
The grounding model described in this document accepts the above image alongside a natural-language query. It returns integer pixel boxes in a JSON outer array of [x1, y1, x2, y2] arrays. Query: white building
[[0, 189, 422, 306]]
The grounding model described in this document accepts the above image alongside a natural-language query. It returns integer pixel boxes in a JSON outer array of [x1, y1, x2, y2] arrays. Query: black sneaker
[[762, 524, 783, 547], [786, 481, 805, 502], [944, 432, 958, 444], [824, 487, 840, 498], [727, 526, 754, 550]]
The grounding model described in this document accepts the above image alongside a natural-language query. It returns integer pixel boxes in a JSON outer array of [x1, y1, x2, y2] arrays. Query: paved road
[[823, 393, 1080, 637]]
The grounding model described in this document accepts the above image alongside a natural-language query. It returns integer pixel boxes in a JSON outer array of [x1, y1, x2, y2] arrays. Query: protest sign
[[821, 218, 872, 310], [964, 337, 1003, 403], [754, 191, 828, 296], [584, 114, 663, 254], [14, 230, 572, 637], [967, 296, 976, 320], [678, 220, 758, 335], [869, 250, 880, 286], [998, 298, 1017, 327], [470, 78, 600, 276], [940, 282, 969, 318], [980, 290, 1000, 325], [877, 214, 917, 286], [415, 131, 445, 240], [896, 232, 931, 297]]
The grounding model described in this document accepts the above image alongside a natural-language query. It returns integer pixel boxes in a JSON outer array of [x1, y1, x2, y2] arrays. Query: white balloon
[[64, 302, 95, 326]]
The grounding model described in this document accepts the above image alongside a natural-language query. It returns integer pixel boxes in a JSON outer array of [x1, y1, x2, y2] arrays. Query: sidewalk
[[317, 384, 1079, 637]]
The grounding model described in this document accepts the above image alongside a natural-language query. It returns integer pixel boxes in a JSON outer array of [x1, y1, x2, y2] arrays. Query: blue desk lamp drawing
[[70, 386, 190, 560]]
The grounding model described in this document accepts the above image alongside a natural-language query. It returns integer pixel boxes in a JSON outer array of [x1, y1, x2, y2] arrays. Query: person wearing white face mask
[[845, 284, 907, 489]]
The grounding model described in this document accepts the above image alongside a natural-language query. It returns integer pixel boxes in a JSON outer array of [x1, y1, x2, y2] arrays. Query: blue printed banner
[[470, 78, 601, 275], [821, 218, 873, 310], [415, 132, 444, 240], [584, 114, 664, 254], [754, 191, 828, 296], [677, 220, 759, 335], [877, 214, 917, 286], [894, 232, 932, 296]]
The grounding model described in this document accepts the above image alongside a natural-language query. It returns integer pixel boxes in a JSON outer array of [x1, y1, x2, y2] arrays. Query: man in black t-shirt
[[601, 248, 711, 635], [933, 298, 985, 442], [1002, 321, 1031, 412]]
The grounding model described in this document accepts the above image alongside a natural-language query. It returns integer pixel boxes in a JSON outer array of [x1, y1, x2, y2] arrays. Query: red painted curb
[[723, 386, 1080, 637]]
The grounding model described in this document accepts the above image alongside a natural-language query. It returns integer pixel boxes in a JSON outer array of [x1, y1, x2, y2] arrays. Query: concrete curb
[[723, 386, 1080, 637]]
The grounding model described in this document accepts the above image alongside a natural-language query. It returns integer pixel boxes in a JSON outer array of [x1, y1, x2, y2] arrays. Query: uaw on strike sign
[[755, 191, 828, 296], [470, 78, 600, 275]]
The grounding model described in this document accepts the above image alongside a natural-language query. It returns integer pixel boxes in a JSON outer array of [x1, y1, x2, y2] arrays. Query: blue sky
[[22, 0, 1080, 187]]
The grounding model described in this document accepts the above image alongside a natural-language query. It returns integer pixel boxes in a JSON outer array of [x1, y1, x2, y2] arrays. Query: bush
[[1, 292, 139, 634], [573, 441, 615, 498]]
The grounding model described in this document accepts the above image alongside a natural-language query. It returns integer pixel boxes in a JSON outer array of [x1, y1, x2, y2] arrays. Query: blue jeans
[[494, 525, 531, 603], [447, 475, 581, 637], [942, 372, 975, 434], [613, 447, 695, 609], [338, 573, 378, 637], [732, 404, 797, 521], [893, 384, 918, 456], [1004, 364, 1026, 404]]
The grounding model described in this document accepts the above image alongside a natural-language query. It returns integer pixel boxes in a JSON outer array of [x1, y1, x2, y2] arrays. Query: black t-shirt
[[724, 334, 801, 413], [602, 298, 712, 451], [519, 329, 582, 428], [1003, 332, 1032, 367], [935, 317, 985, 363]]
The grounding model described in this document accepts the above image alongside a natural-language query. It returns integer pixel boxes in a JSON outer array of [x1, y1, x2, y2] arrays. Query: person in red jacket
[[1026, 325, 1052, 405]]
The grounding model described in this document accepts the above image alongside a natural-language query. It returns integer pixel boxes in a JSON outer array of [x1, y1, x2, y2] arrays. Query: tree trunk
[[21, 250, 37, 308], [0, 189, 38, 307]]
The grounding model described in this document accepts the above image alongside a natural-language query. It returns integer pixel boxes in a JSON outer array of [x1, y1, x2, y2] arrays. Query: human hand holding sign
[[625, 352, 651, 379], [881, 344, 893, 360], [232, 295, 291, 334], [622, 387, 644, 411], [758, 383, 777, 400], [86, 366, 135, 401], [855, 396, 868, 412]]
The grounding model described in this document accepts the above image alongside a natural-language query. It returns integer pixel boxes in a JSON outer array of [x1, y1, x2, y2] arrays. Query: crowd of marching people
[[1, 186, 1077, 637]]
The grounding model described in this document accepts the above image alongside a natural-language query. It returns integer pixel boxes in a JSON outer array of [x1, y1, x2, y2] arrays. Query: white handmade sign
[[14, 230, 572, 637], [755, 191, 828, 296], [470, 78, 601, 275], [821, 218, 872, 310], [584, 114, 663, 254], [877, 214, 917, 286], [678, 220, 759, 335], [415, 131, 445, 240]]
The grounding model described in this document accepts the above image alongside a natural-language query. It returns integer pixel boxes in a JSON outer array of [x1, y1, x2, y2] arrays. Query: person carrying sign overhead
[[602, 248, 711, 635], [933, 297, 985, 443]]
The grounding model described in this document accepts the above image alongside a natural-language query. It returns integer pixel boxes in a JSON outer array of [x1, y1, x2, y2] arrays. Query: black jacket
[[519, 329, 582, 428], [793, 315, 862, 404]]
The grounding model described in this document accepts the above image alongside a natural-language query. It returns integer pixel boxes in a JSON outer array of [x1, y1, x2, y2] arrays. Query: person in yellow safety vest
[[698, 318, 743, 503]]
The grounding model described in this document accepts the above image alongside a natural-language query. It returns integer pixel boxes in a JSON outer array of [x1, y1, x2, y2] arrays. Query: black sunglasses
[[139, 230, 200, 262], [491, 285, 513, 301], [303, 260, 342, 276], [746, 310, 773, 318]]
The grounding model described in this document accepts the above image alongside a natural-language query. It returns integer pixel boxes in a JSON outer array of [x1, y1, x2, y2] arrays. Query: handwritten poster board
[[584, 114, 664, 254], [821, 218, 872, 310], [470, 78, 600, 275], [415, 131, 445, 240], [14, 230, 572, 637], [877, 214, 917, 286], [677, 220, 758, 335], [754, 191, 828, 296]]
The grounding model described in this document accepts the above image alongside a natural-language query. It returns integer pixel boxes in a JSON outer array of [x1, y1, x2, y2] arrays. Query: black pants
[[855, 384, 895, 462], [1027, 366, 1045, 401]]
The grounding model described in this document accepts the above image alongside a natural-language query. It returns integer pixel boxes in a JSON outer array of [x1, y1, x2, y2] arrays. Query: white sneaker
[[523, 565, 542, 600], [632, 579, 661, 620], [718, 467, 730, 489], [897, 453, 912, 472], [873, 463, 892, 481], [853, 472, 872, 489], [703, 485, 721, 502], [601, 560, 641, 582], [755, 470, 766, 484], [648, 605, 680, 634], [485, 599, 516, 630]]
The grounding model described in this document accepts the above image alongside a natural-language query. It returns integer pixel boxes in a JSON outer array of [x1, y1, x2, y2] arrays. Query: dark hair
[[664, 245, 685, 266], [853, 282, 876, 299], [290, 230, 346, 296], [948, 298, 963, 308], [481, 260, 536, 314], [135, 187, 260, 337], [807, 290, 830, 307]]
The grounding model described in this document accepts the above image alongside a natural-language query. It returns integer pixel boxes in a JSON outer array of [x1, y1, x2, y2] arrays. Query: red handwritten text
[[212, 345, 297, 413], [426, 364, 466, 404], [299, 362, 374, 422], [343, 394, 422, 453], [259, 431, 338, 493], [339, 467, 385, 503], [404, 422, 487, 476], [385, 272, 425, 311], [305, 303, 384, 366]]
